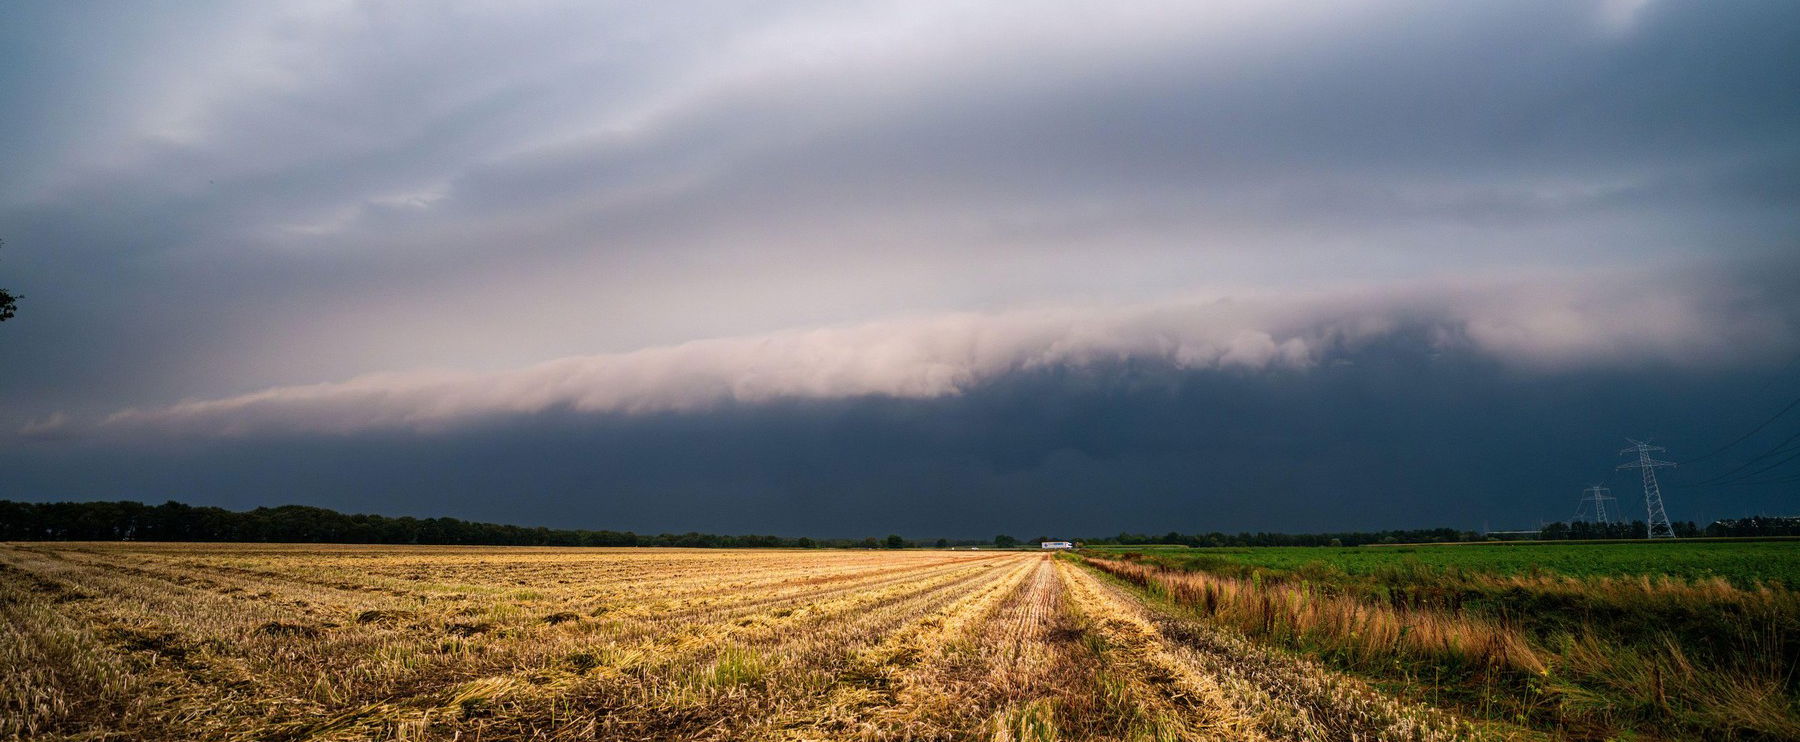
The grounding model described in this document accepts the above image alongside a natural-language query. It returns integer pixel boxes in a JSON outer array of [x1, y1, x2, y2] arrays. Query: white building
[[1039, 541, 1073, 549]]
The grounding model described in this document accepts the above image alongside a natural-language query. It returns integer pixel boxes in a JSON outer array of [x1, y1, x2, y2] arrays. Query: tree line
[[1077, 517, 1785, 547], [1695, 516, 1800, 538], [1078, 528, 1484, 547], [0, 500, 931, 549], [1535, 520, 1702, 540], [1, 500, 1785, 548]]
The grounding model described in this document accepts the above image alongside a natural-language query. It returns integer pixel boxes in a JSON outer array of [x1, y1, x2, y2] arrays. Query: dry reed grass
[[1084, 557, 1545, 675], [1082, 553, 1800, 739]]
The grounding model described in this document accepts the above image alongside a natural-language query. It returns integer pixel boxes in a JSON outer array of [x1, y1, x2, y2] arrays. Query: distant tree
[[994, 534, 1018, 548], [860, 537, 881, 549], [885, 534, 905, 549], [796, 537, 815, 548], [0, 239, 17, 322], [934, 538, 949, 548]]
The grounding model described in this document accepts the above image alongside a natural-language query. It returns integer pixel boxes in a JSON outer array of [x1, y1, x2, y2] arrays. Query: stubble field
[[0, 543, 1502, 742]]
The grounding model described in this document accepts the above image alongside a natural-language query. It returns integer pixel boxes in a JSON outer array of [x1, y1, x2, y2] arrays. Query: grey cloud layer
[[72, 266, 1793, 437], [3, 1, 1798, 427], [4, 2, 1798, 535]]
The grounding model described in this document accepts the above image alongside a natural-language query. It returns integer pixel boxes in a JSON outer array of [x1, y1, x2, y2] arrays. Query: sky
[[2, 0, 1798, 538]]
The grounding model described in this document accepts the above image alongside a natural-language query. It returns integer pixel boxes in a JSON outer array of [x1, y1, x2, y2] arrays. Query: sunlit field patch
[[2, 543, 1509, 741]]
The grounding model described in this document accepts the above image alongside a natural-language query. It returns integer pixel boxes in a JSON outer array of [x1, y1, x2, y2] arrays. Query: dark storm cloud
[[8, 257, 1797, 535], [4, 338, 1795, 537], [2, 2, 1798, 531]]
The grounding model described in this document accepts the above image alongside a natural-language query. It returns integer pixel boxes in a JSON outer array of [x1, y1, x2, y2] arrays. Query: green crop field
[[1112, 539, 1800, 588]]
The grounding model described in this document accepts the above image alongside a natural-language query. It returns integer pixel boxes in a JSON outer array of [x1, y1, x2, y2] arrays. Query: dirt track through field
[[1, 544, 1507, 741]]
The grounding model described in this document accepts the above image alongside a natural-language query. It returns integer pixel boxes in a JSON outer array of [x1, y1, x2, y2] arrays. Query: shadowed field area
[[0, 543, 1519, 741]]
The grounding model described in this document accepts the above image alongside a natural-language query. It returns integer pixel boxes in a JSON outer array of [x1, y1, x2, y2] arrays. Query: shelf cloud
[[66, 267, 1792, 438]]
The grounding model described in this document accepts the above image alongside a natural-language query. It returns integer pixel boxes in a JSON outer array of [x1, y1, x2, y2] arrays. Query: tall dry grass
[[1082, 553, 1800, 739], [1055, 558, 1495, 742], [1084, 557, 1544, 675]]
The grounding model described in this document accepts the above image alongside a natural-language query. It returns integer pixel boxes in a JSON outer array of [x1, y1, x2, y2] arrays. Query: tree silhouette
[[0, 239, 16, 322]]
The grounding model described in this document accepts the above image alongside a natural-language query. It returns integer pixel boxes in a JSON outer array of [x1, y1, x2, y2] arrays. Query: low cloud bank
[[49, 270, 1796, 438]]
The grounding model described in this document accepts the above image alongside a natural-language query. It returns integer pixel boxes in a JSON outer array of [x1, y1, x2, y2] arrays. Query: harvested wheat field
[[1, 543, 1521, 741]]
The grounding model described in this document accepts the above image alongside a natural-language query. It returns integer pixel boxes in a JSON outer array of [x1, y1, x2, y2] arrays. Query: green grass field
[[1096, 539, 1800, 587]]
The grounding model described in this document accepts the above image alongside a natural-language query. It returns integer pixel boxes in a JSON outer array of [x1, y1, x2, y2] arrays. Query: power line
[[1668, 360, 1800, 490], [1678, 395, 1800, 465], [1717, 471, 1800, 487], [1687, 428, 1800, 487], [1708, 446, 1800, 487]]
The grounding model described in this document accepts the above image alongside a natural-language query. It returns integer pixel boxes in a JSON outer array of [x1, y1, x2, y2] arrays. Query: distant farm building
[[1040, 541, 1074, 550]]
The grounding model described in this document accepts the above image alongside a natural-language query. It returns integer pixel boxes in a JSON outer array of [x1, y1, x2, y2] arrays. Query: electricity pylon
[[1573, 484, 1616, 524], [1618, 439, 1676, 538]]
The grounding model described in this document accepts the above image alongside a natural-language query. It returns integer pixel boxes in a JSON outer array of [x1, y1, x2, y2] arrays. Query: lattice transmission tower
[[1618, 439, 1676, 539], [1573, 484, 1616, 524]]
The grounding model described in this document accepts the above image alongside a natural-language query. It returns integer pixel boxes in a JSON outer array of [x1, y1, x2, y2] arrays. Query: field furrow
[[793, 554, 1070, 740]]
